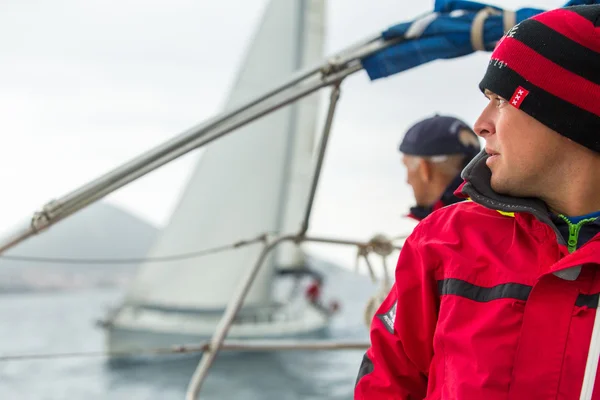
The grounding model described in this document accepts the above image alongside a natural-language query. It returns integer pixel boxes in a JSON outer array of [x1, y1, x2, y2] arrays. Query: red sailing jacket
[[355, 152, 600, 399]]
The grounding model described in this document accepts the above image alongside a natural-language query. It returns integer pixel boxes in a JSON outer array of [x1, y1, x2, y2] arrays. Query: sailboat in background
[[102, 0, 337, 353]]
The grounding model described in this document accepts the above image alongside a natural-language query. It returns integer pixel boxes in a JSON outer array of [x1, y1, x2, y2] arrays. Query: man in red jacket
[[399, 114, 480, 221], [355, 4, 600, 399]]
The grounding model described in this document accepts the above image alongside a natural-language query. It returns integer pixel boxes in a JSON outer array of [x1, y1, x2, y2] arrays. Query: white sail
[[122, 0, 325, 311], [274, 0, 326, 269]]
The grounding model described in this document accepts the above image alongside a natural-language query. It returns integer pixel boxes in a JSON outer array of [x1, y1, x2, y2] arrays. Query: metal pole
[[184, 232, 402, 399], [0, 219, 36, 252], [185, 235, 293, 400], [195, 339, 370, 352], [0, 63, 362, 255], [0, 34, 399, 254], [299, 84, 341, 236]]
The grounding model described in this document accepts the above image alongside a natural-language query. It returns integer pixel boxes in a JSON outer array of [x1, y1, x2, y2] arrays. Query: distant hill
[[0, 202, 158, 292]]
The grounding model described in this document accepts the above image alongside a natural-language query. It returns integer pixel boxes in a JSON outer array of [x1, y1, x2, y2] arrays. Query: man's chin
[[491, 175, 530, 198], [490, 175, 511, 195]]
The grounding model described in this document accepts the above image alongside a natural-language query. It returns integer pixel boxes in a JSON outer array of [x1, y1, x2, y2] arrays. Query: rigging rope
[[0, 232, 408, 265], [0, 340, 370, 362], [359, 233, 399, 327], [0, 234, 271, 264]]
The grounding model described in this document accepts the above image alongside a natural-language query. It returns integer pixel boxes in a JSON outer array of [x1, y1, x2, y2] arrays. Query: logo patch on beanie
[[509, 86, 529, 109]]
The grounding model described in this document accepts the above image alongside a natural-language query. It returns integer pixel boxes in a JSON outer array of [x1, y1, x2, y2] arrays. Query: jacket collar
[[458, 150, 581, 281], [408, 174, 466, 221]]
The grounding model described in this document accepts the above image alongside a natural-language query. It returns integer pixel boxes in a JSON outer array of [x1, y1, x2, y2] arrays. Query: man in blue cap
[[399, 114, 480, 221]]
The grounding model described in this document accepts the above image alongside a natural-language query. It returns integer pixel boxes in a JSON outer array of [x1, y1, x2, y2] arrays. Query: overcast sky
[[0, 0, 566, 268]]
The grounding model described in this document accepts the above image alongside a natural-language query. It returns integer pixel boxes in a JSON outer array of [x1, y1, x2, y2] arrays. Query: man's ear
[[418, 158, 432, 183]]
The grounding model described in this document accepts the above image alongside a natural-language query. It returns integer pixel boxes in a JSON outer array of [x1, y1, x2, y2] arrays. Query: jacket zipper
[[557, 215, 598, 253]]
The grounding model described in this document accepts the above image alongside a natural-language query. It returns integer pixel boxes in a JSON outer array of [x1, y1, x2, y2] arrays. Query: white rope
[[358, 234, 399, 327], [471, 7, 501, 51], [471, 8, 517, 51], [363, 260, 393, 328], [503, 10, 517, 34], [405, 12, 439, 39], [364, 288, 389, 328]]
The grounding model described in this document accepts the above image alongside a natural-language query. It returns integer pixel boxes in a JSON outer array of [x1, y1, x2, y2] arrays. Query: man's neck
[[546, 199, 600, 218], [422, 175, 457, 207], [541, 147, 600, 217], [543, 177, 600, 217]]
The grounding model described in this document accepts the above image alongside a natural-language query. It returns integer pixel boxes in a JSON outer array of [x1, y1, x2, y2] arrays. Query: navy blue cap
[[399, 115, 480, 159]]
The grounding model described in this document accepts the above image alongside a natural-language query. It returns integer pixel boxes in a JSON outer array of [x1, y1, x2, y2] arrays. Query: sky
[[0, 0, 566, 271]]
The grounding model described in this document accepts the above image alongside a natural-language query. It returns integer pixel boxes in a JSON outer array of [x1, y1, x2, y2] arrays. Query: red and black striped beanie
[[479, 5, 600, 152]]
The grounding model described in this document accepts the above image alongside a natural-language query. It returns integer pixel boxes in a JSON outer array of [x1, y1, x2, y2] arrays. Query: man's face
[[474, 89, 566, 197], [402, 155, 429, 206]]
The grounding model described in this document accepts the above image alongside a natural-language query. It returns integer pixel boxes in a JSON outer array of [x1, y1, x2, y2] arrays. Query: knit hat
[[478, 5, 600, 152], [399, 114, 480, 160]]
